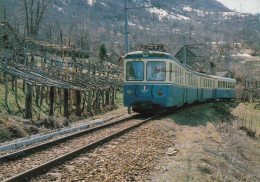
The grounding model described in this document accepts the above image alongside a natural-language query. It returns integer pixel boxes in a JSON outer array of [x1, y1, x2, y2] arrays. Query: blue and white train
[[123, 50, 236, 113]]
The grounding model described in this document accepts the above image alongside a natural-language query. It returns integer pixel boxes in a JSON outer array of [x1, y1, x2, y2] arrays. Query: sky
[[216, 0, 260, 14]]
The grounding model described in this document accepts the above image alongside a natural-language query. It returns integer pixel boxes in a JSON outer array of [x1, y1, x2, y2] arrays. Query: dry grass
[[149, 102, 260, 182], [232, 103, 260, 137]]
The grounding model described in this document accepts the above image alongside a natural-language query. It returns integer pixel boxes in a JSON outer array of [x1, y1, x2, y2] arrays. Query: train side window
[[176, 66, 178, 83], [178, 67, 180, 84], [126, 61, 144, 81], [174, 65, 177, 83], [180, 69, 183, 84], [182, 71, 184, 85], [169, 63, 172, 81], [186, 73, 189, 86], [178, 67, 180, 83], [176, 67, 179, 83], [177, 67, 179, 83], [146, 61, 166, 81]]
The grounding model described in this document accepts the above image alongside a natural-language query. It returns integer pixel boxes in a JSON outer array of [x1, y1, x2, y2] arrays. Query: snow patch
[[222, 12, 240, 16], [149, 7, 190, 21], [231, 53, 252, 58], [129, 22, 136, 26], [87, 0, 95, 6], [53, 5, 64, 13], [183, 6, 204, 16], [183, 6, 192, 12]]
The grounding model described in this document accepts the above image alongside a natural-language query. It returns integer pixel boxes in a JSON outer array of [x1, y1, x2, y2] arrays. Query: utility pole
[[227, 54, 230, 78], [124, 0, 129, 54], [183, 34, 186, 64], [124, 0, 156, 54]]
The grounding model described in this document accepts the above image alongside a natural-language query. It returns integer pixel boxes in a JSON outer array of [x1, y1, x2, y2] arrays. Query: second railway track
[[1, 113, 163, 182]]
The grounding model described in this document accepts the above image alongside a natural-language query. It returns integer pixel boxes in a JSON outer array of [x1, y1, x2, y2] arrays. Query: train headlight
[[157, 90, 163, 96], [143, 50, 149, 57], [126, 89, 133, 95]]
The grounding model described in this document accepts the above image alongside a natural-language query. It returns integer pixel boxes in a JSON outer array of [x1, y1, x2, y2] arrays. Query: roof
[[216, 71, 228, 77], [124, 51, 236, 81], [175, 46, 210, 58], [125, 51, 174, 60], [211, 75, 236, 82], [106, 52, 119, 57], [187, 46, 209, 57]]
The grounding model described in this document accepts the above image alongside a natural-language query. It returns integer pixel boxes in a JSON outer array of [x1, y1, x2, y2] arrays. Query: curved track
[[1, 113, 163, 182], [0, 114, 137, 163]]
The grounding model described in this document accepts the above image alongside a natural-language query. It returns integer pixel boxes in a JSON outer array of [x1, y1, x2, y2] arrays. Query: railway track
[[0, 113, 163, 182], [0, 114, 136, 162]]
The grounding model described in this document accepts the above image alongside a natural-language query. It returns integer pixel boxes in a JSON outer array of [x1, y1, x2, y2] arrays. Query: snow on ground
[[129, 22, 136, 26], [87, 0, 95, 6], [230, 53, 253, 58], [183, 6, 192, 12], [183, 6, 204, 16], [149, 7, 190, 21], [53, 5, 64, 13]]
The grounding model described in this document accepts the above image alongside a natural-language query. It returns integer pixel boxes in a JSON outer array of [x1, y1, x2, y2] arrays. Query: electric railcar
[[123, 50, 236, 113]]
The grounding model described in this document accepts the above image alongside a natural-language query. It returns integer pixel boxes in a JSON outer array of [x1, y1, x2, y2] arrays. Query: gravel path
[[31, 120, 175, 181], [0, 114, 128, 156], [0, 117, 141, 181]]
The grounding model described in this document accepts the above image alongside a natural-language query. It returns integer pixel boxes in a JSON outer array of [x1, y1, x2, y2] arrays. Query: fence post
[[64, 88, 69, 118], [111, 88, 115, 105], [49, 86, 55, 116], [76, 90, 81, 116], [25, 83, 33, 119], [87, 90, 92, 112]]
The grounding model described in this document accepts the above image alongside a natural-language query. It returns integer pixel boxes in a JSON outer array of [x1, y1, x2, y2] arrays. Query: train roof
[[124, 51, 174, 59], [124, 51, 236, 82], [210, 75, 236, 82]]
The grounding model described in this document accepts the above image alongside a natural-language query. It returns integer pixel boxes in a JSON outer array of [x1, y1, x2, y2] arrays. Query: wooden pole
[[49, 86, 55, 116], [87, 90, 92, 112], [76, 90, 81, 116], [25, 83, 33, 119], [64, 88, 69, 118]]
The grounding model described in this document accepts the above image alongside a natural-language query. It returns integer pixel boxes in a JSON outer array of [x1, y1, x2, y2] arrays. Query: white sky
[[216, 0, 260, 14]]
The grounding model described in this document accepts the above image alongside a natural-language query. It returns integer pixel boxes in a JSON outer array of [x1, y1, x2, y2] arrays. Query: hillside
[[2, 0, 259, 56]]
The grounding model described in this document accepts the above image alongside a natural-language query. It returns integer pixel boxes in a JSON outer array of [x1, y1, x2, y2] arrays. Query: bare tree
[[24, 0, 52, 36]]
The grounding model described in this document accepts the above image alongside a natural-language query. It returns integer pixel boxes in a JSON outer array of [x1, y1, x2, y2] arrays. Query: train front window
[[146, 61, 166, 81], [126, 62, 144, 81]]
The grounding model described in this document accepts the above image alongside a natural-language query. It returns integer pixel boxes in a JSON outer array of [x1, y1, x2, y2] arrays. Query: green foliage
[[115, 91, 123, 106], [99, 44, 107, 61]]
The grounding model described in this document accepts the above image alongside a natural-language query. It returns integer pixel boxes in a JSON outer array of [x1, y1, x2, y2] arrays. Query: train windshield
[[146, 61, 166, 81], [126, 61, 144, 81]]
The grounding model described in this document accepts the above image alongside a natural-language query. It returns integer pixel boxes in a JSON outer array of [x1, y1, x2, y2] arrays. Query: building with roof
[[175, 46, 216, 75], [106, 52, 121, 65]]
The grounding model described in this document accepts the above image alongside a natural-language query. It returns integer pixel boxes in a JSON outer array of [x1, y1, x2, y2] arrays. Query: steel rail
[[3, 113, 163, 182], [0, 114, 138, 163]]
